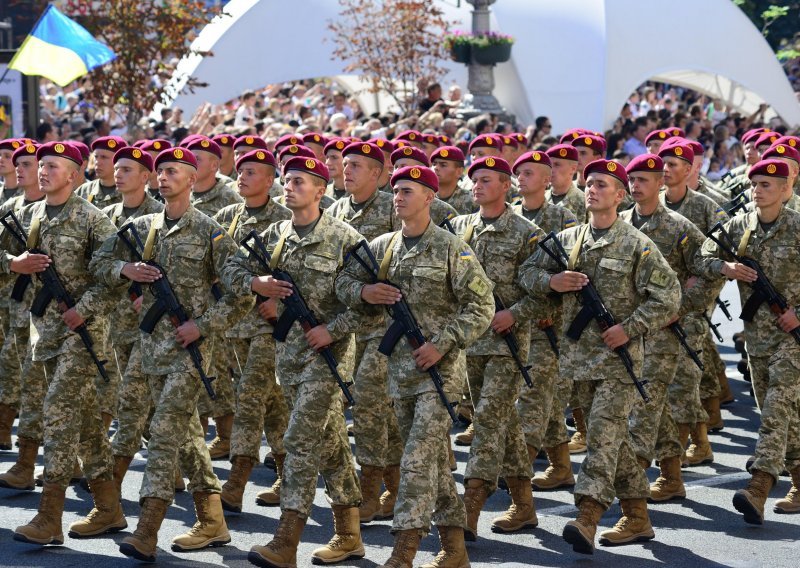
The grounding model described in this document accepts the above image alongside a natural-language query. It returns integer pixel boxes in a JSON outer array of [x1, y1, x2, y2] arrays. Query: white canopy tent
[[161, 0, 800, 132]]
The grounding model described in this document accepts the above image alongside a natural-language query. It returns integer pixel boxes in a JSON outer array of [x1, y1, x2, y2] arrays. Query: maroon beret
[[302, 132, 328, 147], [749, 159, 789, 179], [439, 135, 452, 146], [545, 144, 578, 161], [284, 156, 329, 183], [422, 134, 441, 147], [185, 137, 222, 159], [370, 138, 396, 154], [37, 141, 83, 166], [155, 147, 198, 170], [755, 131, 780, 149], [645, 129, 672, 145], [468, 134, 504, 153], [741, 128, 767, 145], [559, 128, 591, 144], [113, 146, 154, 172], [131, 140, 145, 147], [236, 149, 278, 171], [179, 134, 203, 146], [774, 135, 800, 149], [342, 141, 384, 165], [278, 144, 315, 163], [275, 134, 305, 152], [662, 137, 704, 159], [233, 135, 268, 151], [626, 153, 664, 175], [71, 141, 90, 161], [658, 142, 694, 164], [212, 134, 235, 148], [571, 134, 606, 155], [324, 138, 348, 154], [584, 159, 628, 187], [467, 156, 512, 179], [512, 150, 551, 174], [91, 135, 127, 153], [763, 143, 800, 164], [0, 139, 22, 152], [391, 165, 439, 192], [430, 146, 465, 164], [139, 139, 172, 154], [456, 139, 470, 154], [512, 132, 528, 146], [390, 145, 430, 167], [394, 130, 422, 143], [11, 142, 39, 166], [501, 135, 519, 149]]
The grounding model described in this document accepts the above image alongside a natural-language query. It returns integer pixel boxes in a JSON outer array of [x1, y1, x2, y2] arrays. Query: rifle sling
[[737, 213, 757, 257], [26, 215, 41, 249], [568, 224, 589, 270], [142, 214, 163, 261], [378, 232, 401, 280], [269, 222, 293, 270]]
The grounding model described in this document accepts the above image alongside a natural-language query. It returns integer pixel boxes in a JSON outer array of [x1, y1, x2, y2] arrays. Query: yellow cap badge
[[336, 141, 344, 150], [673, 129, 680, 135], [533, 152, 541, 161], [221, 137, 229, 144], [376, 139, 385, 147], [108, 140, 117, 149], [504, 137, 511, 144], [777, 145, 786, 154], [362, 144, 371, 154], [584, 137, 592, 145], [647, 158, 655, 168], [25, 144, 35, 154], [767, 164, 777, 174], [290, 146, 298, 154], [572, 132, 579, 139], [440, 149, 449, 158], [55, 143, 65, 153], [11, 141, 20, 149], [559, 148, 567, 157], [256, 151, 266, 160], [675, 147, 683, 156], [790, 139, 797, 147], [410, 167, 421, 179], [245, 136, 254, 144], [132, 149, 142, 159], [174, 149, 184, 159], [290, 137, 298, 144], [486, 157, 496, 167], [658, 132, 666, 139], [305, 158, 316, 169], [154, 141, 161, 149], [403, 147, 413, 156], [201, 140, 210, 148], [486, 137, 493, 145], [409, 133, 416, 140], [313, 135, 320, 142], [607, 162, 617, 172]]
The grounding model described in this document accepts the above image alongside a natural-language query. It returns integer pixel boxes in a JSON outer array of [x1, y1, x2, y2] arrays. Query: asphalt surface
[[0, 281, 798, 567]]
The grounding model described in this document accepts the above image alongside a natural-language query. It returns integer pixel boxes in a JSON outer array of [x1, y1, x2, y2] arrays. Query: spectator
[[622, 116, 648, 157], [418, 82, 443, 113], [234, 90, 257, 127], [326, 90, 354, 121]]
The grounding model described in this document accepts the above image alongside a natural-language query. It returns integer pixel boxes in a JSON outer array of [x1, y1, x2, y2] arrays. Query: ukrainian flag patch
[[678, 232, 688, 246], [715, 207, 726, 218], [459, 250, 473, 260], [212, 229, 225, 242], [528, 232, 539, 245], [564, 219, 577, 229], [642, 245, 651, 257]]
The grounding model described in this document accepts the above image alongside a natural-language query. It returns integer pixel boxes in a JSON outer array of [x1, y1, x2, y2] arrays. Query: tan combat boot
[[208, 414, 233, 460], [491, 476, 538, 533], [256, 452, 285, 506], [378, 529, 422, 568], [311, 504, 365, 564], [113, 455, 133, 494], [532, 442, 575, 491], [568, 408, 587, 454], [454, 423, 474, 447], [0, 403, 16, 450], [562, 495, 605, 554], [0, 436, 37, 490], [649, 455, 686, 502], [378, 464, 400, 519], [421, 525, 470, 568], [686, 422, 714, 466], [172, 492, 231, 551], [703, 396, 724, 432], [462, 478, 489, 541], [221, 455, 255, 513], [598, 498, 655, 546], [119, 497, 169, 562], [719, 371, 734, 405], [13, 481, 66, 545], [774, 465, 800, 514], [733, 469, 775, 524], [248, 509, 305, 567], [358, 465, 384, 523], [68, 477, 127, 537], [456, 401, 473, 425]]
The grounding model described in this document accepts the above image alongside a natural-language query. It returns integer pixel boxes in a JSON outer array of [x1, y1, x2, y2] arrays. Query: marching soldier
[[431, 146, 476, 215], [76, 136, 127, 206]]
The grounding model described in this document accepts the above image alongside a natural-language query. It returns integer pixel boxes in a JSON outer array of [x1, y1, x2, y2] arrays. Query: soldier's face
[[38, 156, 77, 194], [423, 143, 438, 157], [0, 149, 13, 175], [156, 163, 195, 199], [283, 171, 323, 210], [585, 173, 623, 213], [392, 181, 432, 220], [515, 163, 551, 196], [343, 155, 380, 195], [550, 158, 577, 187], [662, 157, 690, 187], [393, 158, 424, 172], [432, 159, 462, 186], [647, 141, 664, 154], [470, 169, 509, 206], [114, 159, 148, 194], [628, 172, 663, 203], [470, 146, 499, 160], [744, 142, 759, 163], [575, 147, 599, 172], [194, 151, 219, 180], [15, 156, 38, 188], [237, 163, 273, 198], [751, 175, 786, 209], [325, 151, 343, 179], [94, 149, 114, 180]]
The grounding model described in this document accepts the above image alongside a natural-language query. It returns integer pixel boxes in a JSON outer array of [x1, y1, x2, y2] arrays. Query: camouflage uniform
[[520, 219, 680, 508], [337, 221, 495, 533], [430, 198, 458, 226], [692, 178, 728, 206], [213, 199, 292, 462], [698, 208, 800, 480], [546, 182, 586, 222], [75, 178, 122, 208], [0, 194, 117, 488], [222, 212, 364, 517], [451, 207, 540, 490], [90, 206, 251, 503], [439, 184, 477, 216]]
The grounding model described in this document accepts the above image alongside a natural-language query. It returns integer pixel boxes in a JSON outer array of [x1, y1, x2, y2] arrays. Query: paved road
[[0, 282, 798, 567]]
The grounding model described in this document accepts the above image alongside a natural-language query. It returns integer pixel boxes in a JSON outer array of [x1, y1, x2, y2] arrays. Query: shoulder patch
[[641, 245, 651, 258], [528, 231, 539, 245], [212, 228, 225, 242], [468, 275, 491, 296], [715, 207, 726, 218], [678, 232, 688, 247], [459, 250, 473, 260], [564, 218, 577, 229], [649, 268, 671, 288]]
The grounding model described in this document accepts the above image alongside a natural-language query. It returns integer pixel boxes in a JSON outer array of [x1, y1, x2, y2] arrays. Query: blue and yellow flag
[[8, 5, 115, 87]]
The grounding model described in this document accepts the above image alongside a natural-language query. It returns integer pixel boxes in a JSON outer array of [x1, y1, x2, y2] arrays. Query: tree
[[61, 0, 223, 128], [328, 0, 454, 115], [733, 0, 800, 60]]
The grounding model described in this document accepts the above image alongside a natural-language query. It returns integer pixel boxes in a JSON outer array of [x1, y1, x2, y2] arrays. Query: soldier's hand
[[360, 283, 402, 305], [10, 251, 51, 274], [305, 325, 333, 351], [491, 309, 516, 334], [121, 262, 161, 283], [175, 320, 201, 347], [549, 271, 589, 293], [412, 342, 443, 371], [721, 262, 757, 282], [62, 307, 85, 331], [251, 275, 293, 299], [601, 324, 629, 350], [776, 308, 800, 333], [258, 298, 278, 321], [132, 295, 144, 314]]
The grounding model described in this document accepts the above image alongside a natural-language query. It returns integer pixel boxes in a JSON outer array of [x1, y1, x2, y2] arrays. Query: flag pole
[[0, 3, 54, 84]]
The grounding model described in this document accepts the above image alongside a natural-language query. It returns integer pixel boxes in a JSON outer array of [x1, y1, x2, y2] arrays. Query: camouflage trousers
[[92, 319, 119, 418], [516, 338, 560, 451], [392, 391, 466, 533], [196, 335, 236, 419], [0, 323, 26, 409], [573, 378, 650, 508], [280, 379, 361, 518], [669, 338, 705, 426], [629, 334, 682, 463], [140, 370, 221, 503], [229, 335, 288, 461], [112, 342, 152, 458], [699, 329, 724, 400], [41, 346, 114, 489], [465, 355, 531, 491], [748, 349, 800, 480], [16, 339, 47, 443], [352, 338, 403, 468]]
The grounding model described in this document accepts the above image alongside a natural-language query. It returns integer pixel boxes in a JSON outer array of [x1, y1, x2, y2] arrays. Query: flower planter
[[473, 43, 512, 65], [450, 43, 471, 64]]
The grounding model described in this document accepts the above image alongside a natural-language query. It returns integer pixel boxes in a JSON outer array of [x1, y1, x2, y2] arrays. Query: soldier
[[223, 156, 365, 567], [90, 147, 250, 561], [390, 146, 430, 170], [570, 134, 606, 190], [76, 136, 127, 206], [71, 141, 90, 189], [422, 134, 441, 158], [0, 139, 22, 201], [544, 144, 586, 222], [372, 138, 395, 192], [336, 164, 494, 568], [302, 132, 328, 161], [185, 137, 244, 216], [215, 149, 291, 513], [324, 138, 348, 201], [213, 134, 237, 179], [451, 156, 541, 541], [139, 139, 172, 202], [394, 130, 424, 150], [697, 159, 800, 524], [431, 146, 476, 215], [520, 158, 680, 554], [1, 142, 125, 546], [718, 129, 765, 198]]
